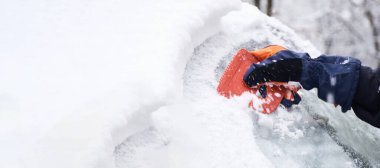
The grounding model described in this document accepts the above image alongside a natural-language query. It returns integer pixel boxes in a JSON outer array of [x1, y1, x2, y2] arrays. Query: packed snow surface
[[1, 0, 380, 168]]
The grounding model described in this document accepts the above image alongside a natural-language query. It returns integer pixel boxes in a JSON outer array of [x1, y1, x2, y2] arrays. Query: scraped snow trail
[[115, 4, 380, 168]]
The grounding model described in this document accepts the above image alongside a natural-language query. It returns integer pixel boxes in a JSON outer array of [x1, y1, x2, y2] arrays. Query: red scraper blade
[[217, 49, 286, 114]]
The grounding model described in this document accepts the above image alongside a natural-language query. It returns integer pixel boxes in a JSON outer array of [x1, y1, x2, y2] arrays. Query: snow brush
[[217, 48, 301, 114]]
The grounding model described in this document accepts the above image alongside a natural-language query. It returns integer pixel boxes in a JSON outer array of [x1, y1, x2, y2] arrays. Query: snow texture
[[1, 1, 380, 168]]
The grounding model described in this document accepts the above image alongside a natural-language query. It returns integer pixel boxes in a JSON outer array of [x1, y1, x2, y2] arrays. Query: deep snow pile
[[0, 0, 240, 167], [1, 1, 380, 168]]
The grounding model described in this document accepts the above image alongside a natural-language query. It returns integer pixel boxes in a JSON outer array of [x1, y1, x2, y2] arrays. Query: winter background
[[0, 0, 380, 168]]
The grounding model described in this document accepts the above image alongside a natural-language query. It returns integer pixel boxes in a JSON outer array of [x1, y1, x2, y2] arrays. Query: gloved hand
[[257, 85, 302, 108], [243, 46, 362, 112], [246, 45, 302, 108]]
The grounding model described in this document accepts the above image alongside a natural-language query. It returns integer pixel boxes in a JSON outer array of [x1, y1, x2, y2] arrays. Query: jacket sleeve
[[351, 66, 380, 128]]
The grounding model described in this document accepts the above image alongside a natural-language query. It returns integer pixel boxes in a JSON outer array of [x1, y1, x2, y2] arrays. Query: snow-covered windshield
[[1, 1, 379, 168]]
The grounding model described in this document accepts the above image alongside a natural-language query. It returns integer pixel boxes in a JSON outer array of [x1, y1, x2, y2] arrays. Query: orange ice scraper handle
[[249, 45, 287, 61], [217, 48, 288, 114]]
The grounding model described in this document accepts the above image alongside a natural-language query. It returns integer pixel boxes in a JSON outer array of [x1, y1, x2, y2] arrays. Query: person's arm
[[243, 46, 380, 128], [244, 48, 361, 112]]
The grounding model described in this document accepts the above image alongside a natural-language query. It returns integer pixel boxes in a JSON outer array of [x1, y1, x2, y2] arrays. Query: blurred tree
[[243, 0, 380, 67], [255, 0, 261, 9], [271, 0, 380, 68], [267, 0, 273, 16], [245, 0, 273, 16], [362, 0, 380, 62]]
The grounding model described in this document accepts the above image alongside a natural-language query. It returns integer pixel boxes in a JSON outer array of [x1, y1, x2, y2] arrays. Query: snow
[[1, 1, 380, 168], [330, 76, 337, 86], [341, 58, 350, 64], [327, 92, 335, 104], [0, 0, 241, 167], [274, 92, 282, 97]]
